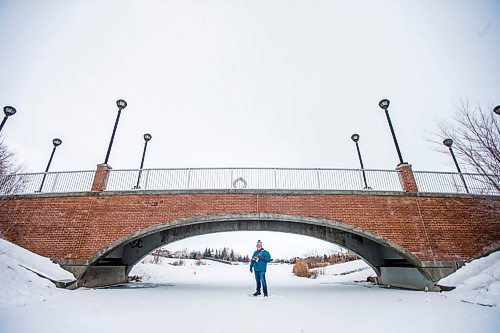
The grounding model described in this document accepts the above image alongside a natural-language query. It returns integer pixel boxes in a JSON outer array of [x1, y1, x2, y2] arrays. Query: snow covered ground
[[0, 238, 499, 333], [0, 238, 74, 307], [438, 251, 500, 307]]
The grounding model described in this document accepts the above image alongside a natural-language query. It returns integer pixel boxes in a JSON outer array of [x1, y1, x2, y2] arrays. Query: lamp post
[[37, 138, 62, 193], [378, 99, 405, 165], [351, 134, 370, 189], [443, 138, 469, 194], [134, 133, 152, 189], [494, 105, 500, 115], [0, 106, 17, 133], [104, 99, 127, 165]]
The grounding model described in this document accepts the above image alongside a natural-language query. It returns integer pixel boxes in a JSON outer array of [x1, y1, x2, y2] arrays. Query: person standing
[[249, 240, 271, 297]]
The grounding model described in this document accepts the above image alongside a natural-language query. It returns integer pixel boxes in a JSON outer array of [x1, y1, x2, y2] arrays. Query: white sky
[[1, 0, 499, 257]]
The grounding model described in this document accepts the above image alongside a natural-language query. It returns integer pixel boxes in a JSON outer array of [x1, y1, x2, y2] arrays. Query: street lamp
[[0, 106, 17, 133], [378, 99, 405, 165], [494, 105, 500, 115], [37, 138, 62, 193], [104, 99, 127, 165], [443, 138, 469, 194], [351, 134, 370, 189], [134, 133, 152, 189]]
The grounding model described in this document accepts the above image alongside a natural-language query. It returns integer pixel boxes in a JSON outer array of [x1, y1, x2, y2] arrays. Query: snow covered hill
[[438, 251, 500, 307], [0, 238, 75, 307]]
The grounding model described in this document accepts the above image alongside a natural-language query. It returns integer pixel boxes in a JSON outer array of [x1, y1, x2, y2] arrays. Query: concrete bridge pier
[[56, 260, 129, 288]]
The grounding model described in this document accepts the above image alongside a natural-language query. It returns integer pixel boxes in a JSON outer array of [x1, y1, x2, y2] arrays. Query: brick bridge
[[0, 164, 498, 290]]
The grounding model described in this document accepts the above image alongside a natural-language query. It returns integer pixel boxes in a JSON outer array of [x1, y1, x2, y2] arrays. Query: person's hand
[[250, 267, 253, 273]]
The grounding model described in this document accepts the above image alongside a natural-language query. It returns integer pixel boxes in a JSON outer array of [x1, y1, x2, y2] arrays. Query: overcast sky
[[1, 0, 499, 257]]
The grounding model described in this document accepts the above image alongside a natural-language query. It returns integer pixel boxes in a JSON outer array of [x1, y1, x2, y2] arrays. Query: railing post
[[144, 169, 150, 190], [91, 164, 111, 192], [396, 163, 419, 192], [50, 172, 60, 193]]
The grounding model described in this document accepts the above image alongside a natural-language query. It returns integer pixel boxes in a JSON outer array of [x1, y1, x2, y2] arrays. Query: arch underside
[[71, 214, 440, 290]]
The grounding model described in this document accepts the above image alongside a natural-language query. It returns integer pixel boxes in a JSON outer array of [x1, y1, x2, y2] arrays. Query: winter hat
[[256, 240, 262, 247]]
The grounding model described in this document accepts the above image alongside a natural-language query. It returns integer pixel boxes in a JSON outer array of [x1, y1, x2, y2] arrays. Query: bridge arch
[[76, 213, 436, 290]]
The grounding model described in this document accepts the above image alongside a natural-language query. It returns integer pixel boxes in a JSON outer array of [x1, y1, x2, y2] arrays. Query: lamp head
[[116, 99, 127, 110], [378, 99, 390, 110], [144, 133, 152, 142], [443, 138, 453, 147], [494, 105, 500, 115], [351, 134, 360, 142], [3, 106, 16, 117], [52, 138, 62, 147]]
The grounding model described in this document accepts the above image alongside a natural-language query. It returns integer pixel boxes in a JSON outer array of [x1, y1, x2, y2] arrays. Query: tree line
[[153, 247, 359, 264], [158, 247, 251, 263]]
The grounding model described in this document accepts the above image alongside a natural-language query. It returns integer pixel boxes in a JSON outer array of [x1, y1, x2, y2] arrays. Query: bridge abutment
[[78, 265, 128, 288], [58, 260, 129, 288]]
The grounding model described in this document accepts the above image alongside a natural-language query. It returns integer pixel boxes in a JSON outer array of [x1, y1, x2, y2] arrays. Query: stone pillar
[[396, 163, 419, 192], [91, 164, 111, 192]]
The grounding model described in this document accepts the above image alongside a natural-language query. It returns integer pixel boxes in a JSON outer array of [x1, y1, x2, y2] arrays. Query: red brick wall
[[0, 192, 498, 263]]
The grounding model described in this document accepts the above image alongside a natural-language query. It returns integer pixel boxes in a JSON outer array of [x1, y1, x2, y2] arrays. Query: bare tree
[[437, 101, 499, 193], [0, 140, 25, 196]]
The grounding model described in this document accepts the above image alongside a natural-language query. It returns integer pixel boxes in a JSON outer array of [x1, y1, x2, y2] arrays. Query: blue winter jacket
[[250, 249, 271, 272]]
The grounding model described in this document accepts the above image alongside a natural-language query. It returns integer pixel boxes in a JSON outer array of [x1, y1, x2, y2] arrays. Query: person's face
[[256, 244, 262, 250]]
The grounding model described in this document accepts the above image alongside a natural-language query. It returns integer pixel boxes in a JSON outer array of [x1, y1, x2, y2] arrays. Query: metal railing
[[1, 167, 498, 196], [104, 167, 403, 192], [0, 170, 95, 195], [414, 171, 500, 196]]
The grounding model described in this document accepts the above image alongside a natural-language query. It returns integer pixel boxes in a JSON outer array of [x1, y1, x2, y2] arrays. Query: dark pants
[[254, 270, 268, 295]]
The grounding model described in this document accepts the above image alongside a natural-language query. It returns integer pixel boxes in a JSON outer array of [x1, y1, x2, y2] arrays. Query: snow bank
[[315, 259, 373, 281], [439, 251, 500, 307], [0, 238, 74, 307]]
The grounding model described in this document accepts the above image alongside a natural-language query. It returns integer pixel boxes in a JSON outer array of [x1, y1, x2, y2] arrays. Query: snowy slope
[[438, 251, 500, 307], [0, 238, 74, 307]]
